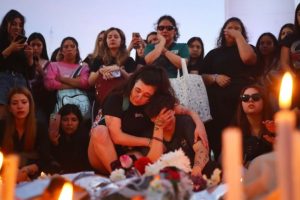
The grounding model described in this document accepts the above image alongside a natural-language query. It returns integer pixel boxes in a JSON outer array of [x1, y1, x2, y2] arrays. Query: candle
[[2, 154, 19, 200], [222, 127, 243, 200], [58, 182, 73, 200], [0, 152, 3, 199], [292, 131, 300, 200], [275, 72, 295, 200]]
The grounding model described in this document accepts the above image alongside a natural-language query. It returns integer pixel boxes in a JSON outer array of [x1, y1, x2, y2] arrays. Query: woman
[[145, 94, 209, 176], [27, 32, 56, 125], [49, 104, 91, 173], [144, 15, 189, 78], [0, 10, 35, 119], [256, 32, 281, 111], [280, 3, 300, 107], [0, 87, 54, 182], [201, 17, 257, 159], [88, 65, 207, 174], [44, 37, 90, 117], [88, 27, 137, 107], [278, 23, 295, 42], [232, 85, 274, 166], [187, 37, 205, 74]]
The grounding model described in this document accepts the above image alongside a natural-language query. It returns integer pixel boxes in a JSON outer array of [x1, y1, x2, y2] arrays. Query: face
[[297, 10, 300, 26], [258, 35, 275, 56], [189, 40, 202, 58], [147, 34, 158, 44], [241, 88, 263, 115], [157, 19, 176, 44], [61, 39, 77, 61], [136, 45, 145, 57], [29, 38, 43, 57], [9, 93, 30, 120], [130, 79, 156, 106], [61, 113, 80, 135], [280, 27, 293, 40], [106, 30, 121, 50], [7, 17, 23, 40], [224, 21, 242, 44], [98, 33, 105, 47]]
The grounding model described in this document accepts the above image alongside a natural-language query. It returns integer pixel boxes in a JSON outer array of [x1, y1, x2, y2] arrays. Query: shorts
[[0, 71, 27, 105]]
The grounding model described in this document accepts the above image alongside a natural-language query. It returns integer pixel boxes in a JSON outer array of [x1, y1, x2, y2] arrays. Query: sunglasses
[[240, 93, 262, 102], [157, 25, 175, 31]]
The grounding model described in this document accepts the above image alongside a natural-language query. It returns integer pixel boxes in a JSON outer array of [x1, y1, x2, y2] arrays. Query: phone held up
[[132, 32, 140, 49], [16, 34, 27, 44]]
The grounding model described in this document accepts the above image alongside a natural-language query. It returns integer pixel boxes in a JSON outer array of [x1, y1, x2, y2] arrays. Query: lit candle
[[58, 182, 73, 200], [0, 152, 3, 199], [2, 154, 19, 200], [275, 72, 295, 200], [222, 127, 243, 200]]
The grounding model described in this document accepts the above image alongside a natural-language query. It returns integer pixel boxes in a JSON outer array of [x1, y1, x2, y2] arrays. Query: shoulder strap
[[71, 62, 84, 78]]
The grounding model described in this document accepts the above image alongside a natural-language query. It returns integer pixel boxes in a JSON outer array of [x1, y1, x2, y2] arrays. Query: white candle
[[222, 127, 243, 200], [292, 131, 300, 200], [275, 72, 295, 200], [2, 154, 19, 200], [58, 182, 73, 200]]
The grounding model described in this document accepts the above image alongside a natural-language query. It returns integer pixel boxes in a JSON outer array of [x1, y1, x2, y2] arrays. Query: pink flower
[[120, 154, 133, 169]]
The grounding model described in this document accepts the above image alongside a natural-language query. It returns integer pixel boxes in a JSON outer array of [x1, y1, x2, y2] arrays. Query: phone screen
[[16, 35, 27, 43]]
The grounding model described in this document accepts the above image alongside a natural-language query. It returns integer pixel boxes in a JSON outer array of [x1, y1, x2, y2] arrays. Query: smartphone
[[111, 70, 121, 78], [16, 34, 27, 44], [132, 32, 140, 38]]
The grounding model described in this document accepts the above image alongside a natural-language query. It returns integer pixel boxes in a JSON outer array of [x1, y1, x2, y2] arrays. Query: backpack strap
[[122, 97, 129, 111], [71, 62, 84, 78]]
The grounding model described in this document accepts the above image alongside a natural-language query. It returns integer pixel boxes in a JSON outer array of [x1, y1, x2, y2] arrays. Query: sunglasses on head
[[240, 93, 262, 102], [157, 25, 175, 31]]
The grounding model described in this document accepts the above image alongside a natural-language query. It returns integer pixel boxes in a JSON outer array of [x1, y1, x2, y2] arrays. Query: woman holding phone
[[0, 10, 35, 119]]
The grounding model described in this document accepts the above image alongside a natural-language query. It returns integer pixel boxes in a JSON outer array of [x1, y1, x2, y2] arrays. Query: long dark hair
[[295, 3, 300, 35], [278, 23, 295, 41], [111, 65, 177, 104], [217, 17, 248, 48], [233, 85, 273, 137], [0, 9, 25, 44], [187, 36, 205, 60], [156, 15, 180, 42], [27, 32, 49, 60], [60, 36, 81, 64]]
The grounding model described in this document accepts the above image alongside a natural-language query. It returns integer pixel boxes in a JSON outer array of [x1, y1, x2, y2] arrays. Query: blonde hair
[[3, 87, 37, 153]]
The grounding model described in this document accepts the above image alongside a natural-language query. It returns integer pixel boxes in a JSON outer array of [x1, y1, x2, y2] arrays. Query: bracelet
[[152, 136, 164, 143]]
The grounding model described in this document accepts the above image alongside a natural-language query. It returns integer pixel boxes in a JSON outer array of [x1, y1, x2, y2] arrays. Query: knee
[[90, 125, 110, 144]]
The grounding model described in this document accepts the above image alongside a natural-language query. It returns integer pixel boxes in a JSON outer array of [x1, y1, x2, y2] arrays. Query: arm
[[225, 29, 257, 65], [88, 71, 99, 86], [280, 46, 292, 71], [144, 34, 166, 64], [44, 62, 62, 90], [174, 105, 208, 149], [57, 64, 90, 89], [163, 49, 184, 69], [105, 115, 150, 147]]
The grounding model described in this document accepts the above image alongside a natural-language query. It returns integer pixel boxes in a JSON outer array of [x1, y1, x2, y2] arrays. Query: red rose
[[160, 167, 181, 181], [134, 157, 152, 175]]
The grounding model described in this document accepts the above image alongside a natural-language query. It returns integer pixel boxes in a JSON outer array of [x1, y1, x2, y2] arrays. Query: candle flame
[[0, 152, 3, 170], [58, 182, 73, 200], [279, 72, 293, 109]]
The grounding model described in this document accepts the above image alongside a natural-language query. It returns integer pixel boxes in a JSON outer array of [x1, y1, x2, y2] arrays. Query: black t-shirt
[[164, 115, 195, 165], [90, 57, 137, 73], [103, 94, 153, 137]]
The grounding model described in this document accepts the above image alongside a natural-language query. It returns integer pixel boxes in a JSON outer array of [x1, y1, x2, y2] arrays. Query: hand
[[224, 28, 243, 41], [129, 36, 140, 49], [215, 74, 231, 87], [99, 65, 120, 80], [156, 34, 166, 47], [154, 108, 175, 129], [262, 120, 275, 133], [24, 44, 33, 59], [8, 39, 26, 53], [194, 125, 209, 149]]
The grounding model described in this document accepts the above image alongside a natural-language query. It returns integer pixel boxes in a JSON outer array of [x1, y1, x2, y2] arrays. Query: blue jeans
[[0, 71, 27, 105]]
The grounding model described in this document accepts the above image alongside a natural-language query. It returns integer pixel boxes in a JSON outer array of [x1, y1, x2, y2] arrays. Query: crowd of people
[[0, 5, 300, 183]]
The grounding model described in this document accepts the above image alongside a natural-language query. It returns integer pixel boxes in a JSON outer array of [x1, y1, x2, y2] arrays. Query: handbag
[[95, 70, 126, 106], [169, 59, 212, 122], [55, 64, 91, 119]]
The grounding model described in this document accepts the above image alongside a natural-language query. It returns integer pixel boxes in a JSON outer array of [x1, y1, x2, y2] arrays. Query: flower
[[120, 154, 133, 169], [109, 168, 126, 182], [134, 157, 152, 175], [203, 168, 222, 187]]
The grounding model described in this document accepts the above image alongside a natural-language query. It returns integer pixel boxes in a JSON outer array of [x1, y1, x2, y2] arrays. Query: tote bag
[[55, 64, 91, 119], [169, 59, 212, 122]]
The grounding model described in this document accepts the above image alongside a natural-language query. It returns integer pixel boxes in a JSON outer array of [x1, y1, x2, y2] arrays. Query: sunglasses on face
[[240, 93, 262, 102], [157, 25, 175, 31]]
